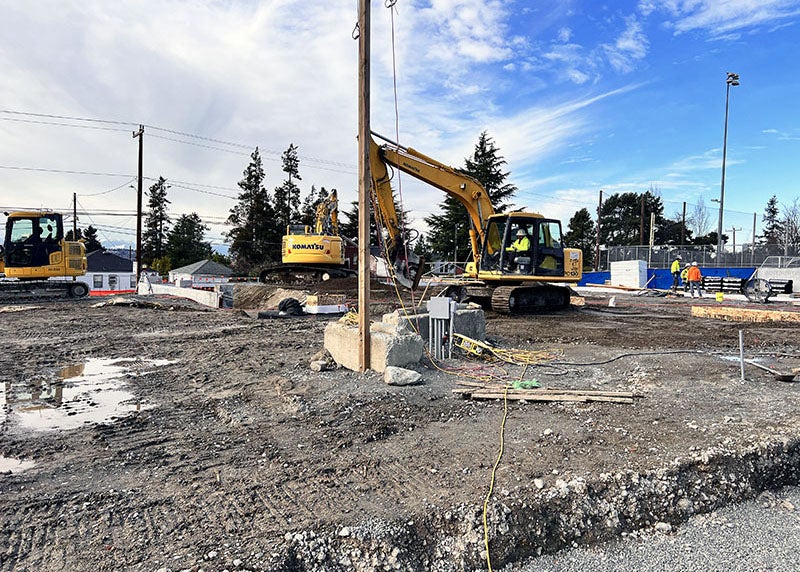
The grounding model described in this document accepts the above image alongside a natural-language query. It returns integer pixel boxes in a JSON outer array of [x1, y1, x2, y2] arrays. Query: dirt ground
[[2, 281, 800, 571]]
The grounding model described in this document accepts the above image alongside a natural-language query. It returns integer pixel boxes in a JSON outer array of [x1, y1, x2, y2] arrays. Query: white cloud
[[602, 16, 649, 73], [654, 0, 800, 37]]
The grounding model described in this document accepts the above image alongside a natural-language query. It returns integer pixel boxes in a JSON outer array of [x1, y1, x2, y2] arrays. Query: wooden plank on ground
[[691, 306, 800, 323], [585, 283, 644, 291], [463, 390, 634, 404]]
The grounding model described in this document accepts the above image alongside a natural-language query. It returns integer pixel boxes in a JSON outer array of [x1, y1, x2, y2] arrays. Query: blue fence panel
[[578, 267, 755, 290]]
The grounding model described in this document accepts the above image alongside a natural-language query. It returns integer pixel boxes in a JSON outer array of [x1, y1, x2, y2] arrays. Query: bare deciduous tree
[[690, 196, 711, 237]]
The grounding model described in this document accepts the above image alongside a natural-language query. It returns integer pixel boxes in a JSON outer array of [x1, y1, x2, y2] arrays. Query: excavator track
[[259, 265, 357, 286], [490, 284, 571, 315], [0, 280, 90, 303]]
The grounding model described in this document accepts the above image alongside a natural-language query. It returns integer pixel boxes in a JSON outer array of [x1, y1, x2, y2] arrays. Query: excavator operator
[[505, 228, 530, 271]]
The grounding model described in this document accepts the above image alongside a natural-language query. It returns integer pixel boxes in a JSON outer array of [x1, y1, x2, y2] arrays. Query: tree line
[[81, 136, 796, 275]]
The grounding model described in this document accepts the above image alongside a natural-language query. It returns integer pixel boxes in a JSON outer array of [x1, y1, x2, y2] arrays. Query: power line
[[0, 109, 137, 127], [0, 165, 133, 178], [0, 116, 132, 133], [79, 178, 138, 197], [1, 108, 358, 171]]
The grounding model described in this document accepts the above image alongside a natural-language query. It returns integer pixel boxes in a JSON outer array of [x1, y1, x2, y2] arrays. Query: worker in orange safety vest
[[687, 262, 703, 298]]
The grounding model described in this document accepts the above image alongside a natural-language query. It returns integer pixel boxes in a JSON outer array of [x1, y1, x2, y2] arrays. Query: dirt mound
[[231, 284, 309, 309]]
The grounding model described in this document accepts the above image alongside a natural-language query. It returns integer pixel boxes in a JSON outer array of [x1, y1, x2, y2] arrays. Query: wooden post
[[133, 125, 144, 279], [357, 0, 371, 372], [594, 189, 603, 271], [681, 201, 686, 245]]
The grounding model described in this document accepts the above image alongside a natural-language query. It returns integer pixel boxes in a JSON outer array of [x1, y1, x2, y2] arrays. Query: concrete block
[[324, 321, 424, 373], [384, 366, 422, 386]]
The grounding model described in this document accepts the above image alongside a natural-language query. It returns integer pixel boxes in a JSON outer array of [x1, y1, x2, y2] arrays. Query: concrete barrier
[[137, 281, 220, 308], [324, 321, 424, 373]]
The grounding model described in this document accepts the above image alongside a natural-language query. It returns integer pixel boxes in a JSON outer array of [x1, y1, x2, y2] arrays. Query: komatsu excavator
[[369, 132, 582, 314], [0, 211, 89, 300], [259, 190, 357, 284]]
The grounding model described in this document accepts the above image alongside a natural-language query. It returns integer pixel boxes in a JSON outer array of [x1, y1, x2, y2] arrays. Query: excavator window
[[9, 218, 34, 243], [534, 221, 565, 274], [39, 216, 60, 242]]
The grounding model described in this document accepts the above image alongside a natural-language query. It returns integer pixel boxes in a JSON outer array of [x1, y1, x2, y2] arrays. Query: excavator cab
[[3, 212, 65, 269], [1, 211, 86, 281], [479, 214, 565, 277]]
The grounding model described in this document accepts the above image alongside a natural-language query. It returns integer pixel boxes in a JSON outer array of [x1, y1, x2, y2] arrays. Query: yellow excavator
[[369, 132, 582, 314], [259, 190, 357, 283], [0, 210, 89, 300]]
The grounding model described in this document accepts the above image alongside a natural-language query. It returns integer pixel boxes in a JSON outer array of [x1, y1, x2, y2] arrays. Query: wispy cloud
[[652, 0, 800, 38], [762, 127, 800, 141], [602, 16, 649, 72]]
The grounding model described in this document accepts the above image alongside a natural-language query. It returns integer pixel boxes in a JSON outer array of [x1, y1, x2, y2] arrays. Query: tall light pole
[[716, 72, 739, 263]]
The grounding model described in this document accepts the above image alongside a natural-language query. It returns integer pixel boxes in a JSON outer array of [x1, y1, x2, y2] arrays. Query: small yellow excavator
[[259, 190, 357, 283], [0, 210, 88, 300], [369, 132, 582, 314]]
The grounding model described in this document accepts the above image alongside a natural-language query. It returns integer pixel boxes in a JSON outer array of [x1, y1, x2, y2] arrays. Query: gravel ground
[[504, 486, 800, 572]]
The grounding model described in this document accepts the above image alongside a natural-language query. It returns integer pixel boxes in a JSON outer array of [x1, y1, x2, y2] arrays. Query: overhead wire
[[0, 116, 132, 133]]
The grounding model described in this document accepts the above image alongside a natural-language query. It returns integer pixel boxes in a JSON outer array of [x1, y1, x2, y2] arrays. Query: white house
[[78, 251, 136, 294], [168, 259, 233, 289]]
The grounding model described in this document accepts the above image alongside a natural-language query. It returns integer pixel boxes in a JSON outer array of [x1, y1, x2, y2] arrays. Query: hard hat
[[676, 255, 682, 260], [691, 262, 698, 266], [684, 263, 690, 268], [516, 229, 525, 236]]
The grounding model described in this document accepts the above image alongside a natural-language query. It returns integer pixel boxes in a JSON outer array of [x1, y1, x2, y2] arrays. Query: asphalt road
[[502, 486, 800, 572]]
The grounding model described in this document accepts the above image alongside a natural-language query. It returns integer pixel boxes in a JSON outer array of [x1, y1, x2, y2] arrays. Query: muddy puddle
[[1, 357, 172, 433]]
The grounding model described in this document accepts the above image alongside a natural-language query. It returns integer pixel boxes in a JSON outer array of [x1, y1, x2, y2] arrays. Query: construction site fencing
[[604, 244, 800, 270]]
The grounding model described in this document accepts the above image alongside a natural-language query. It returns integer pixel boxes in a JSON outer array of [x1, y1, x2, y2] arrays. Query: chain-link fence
[[602, 243, 800, 270]]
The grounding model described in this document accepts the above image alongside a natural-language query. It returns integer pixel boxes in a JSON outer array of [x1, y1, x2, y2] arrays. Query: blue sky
[[1, 0, 799, 250]]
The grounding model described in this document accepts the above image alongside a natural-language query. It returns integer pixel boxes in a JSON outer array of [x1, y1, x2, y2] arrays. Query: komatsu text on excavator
[[0, 211, 88, 300], [369, 132, 582, 314]]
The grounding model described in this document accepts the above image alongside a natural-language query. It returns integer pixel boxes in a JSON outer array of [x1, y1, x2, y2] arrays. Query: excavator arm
[[369, 132, 495, 282]]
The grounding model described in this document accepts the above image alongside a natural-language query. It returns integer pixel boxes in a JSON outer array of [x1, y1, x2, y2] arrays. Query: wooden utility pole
[[639, 195, 645, 245], [357, 0, 371, 372], [594, 189, 603, 271], [681, 201, 687, 245], [72, 193, 77, 238], [133, 125, 144, 278]]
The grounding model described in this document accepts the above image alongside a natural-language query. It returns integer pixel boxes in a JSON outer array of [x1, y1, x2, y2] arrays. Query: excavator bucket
[[390, 250, 424, 290]]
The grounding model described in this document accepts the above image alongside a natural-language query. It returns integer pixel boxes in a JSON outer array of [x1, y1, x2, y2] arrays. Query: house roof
[[170, 259, 233, 276], [87, 250, 134, 272]]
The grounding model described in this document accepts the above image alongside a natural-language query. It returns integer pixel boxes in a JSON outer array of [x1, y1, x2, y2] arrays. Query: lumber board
[[691, 305, 800, 323], [453, 383, 635, 398], [463, 390, 634, 404], [585, 283, 645, 292]]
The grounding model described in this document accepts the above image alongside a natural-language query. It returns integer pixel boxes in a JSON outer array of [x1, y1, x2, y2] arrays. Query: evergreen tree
[[340, 200, 379, 242], [762, 195, 783, 245], [273, 143, 302, 232], [563, 208, 596, 269], [598, 191, 665, 246], [142, 176, 171, 265], [166, 213, 212, 269], [424, 131, 517, 261], [412, 233, 435, 262], [82, 225, 104, 253], [657, 217, 693, 245], [226, 148, 279, 272], [299, 186, 330, 228], [65, 228, 83, 241]]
